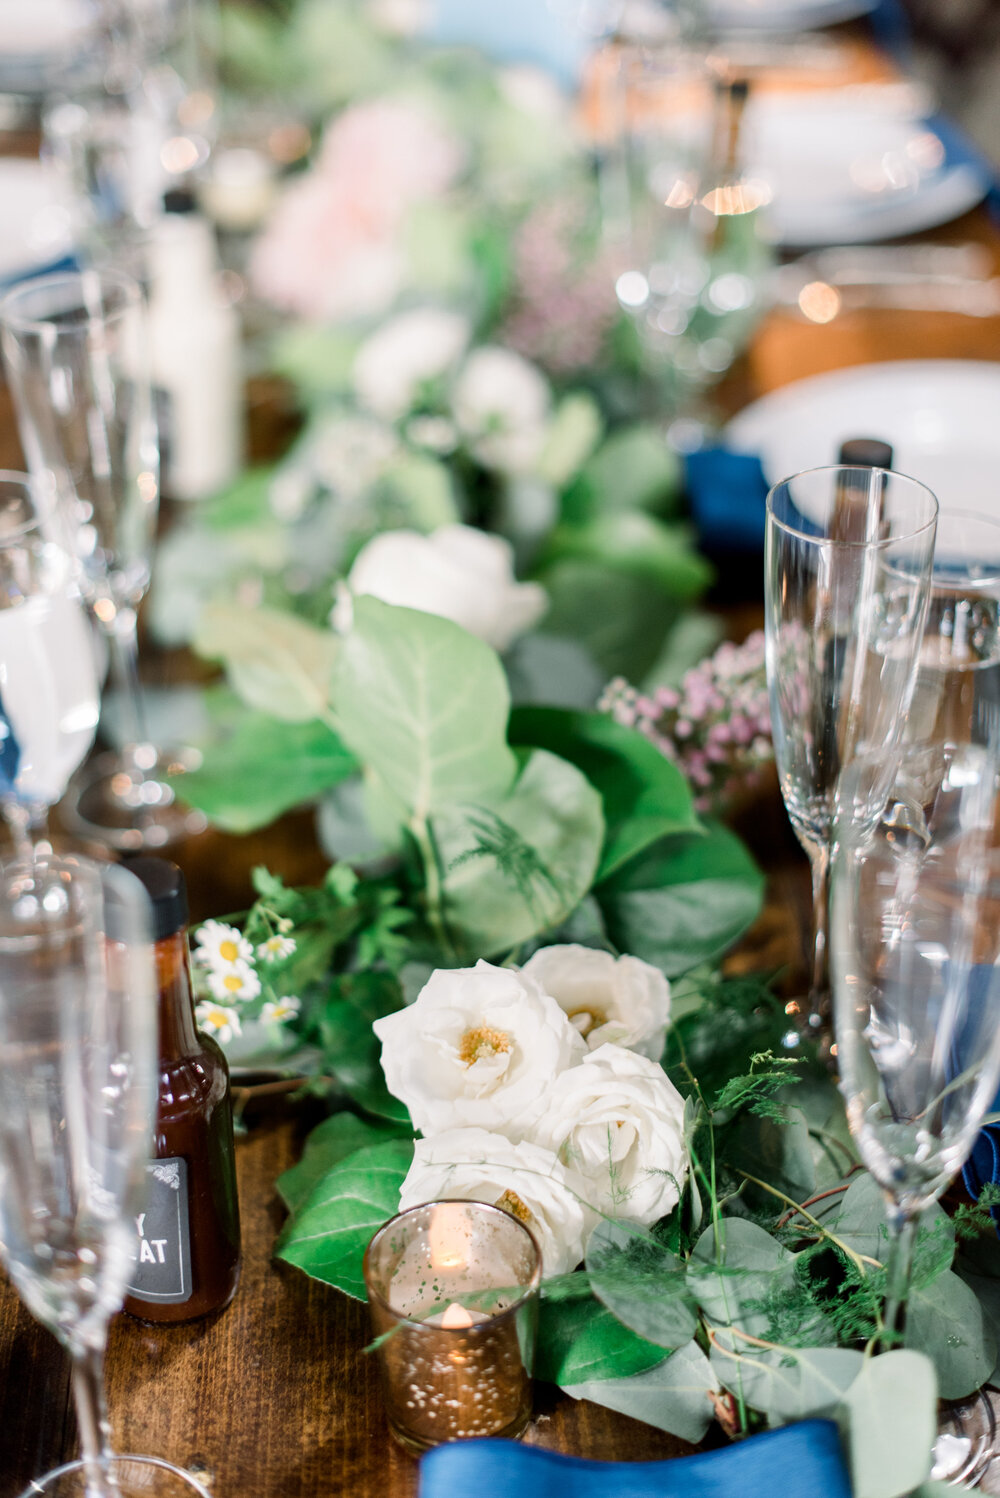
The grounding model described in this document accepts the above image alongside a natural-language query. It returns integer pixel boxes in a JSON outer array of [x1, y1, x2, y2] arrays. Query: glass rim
[[931, 506, 1000, 587], [0, 266, 143, 335], [16, 1454, 213, 1498], [363, 1199, 543, 1329], [765, 463, 939, 548]]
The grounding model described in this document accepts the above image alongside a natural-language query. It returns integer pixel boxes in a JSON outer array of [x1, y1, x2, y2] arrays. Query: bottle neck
[[154, 930, 200, 1057]]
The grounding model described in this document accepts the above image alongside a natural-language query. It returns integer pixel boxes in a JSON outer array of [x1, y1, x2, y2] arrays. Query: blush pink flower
[[250, 99, 465, 323]]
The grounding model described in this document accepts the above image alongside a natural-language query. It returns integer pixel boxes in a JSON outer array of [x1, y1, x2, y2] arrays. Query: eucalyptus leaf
[[597, 823, 765, 978], [955, 1270, 1000, 1385], [435, 748, 604, 959], [181, 714, 356, 832], [195, 603, 339, 723], [274, 1138, 414, 1300], [509, 706, 702, 882], [566, 425, 682, 521], [562, 1339, 719, 1443], [723, 1105, 816, 1204], [687, 1218, 795, 1340], [535, 1291, 667, 1384], [839, 1349, 936, 1498], [585, 1219, 697, 1351], [543, 512, 712, 600], [332, 597, 517, 821], [537, 392, 603, 489], [277, 1113, 411, 1215], [504, 634, 605, 712], [711, 1343, 864, 1424], [374, 453, 459, 533], [538, 562, 684, 681], [908, 1268, 995, 1399]]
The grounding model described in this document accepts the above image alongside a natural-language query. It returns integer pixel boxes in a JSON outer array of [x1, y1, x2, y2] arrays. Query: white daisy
[[257, 934, 297, 964], [195, 1002, 243, 1044], [206, 960, 261, 1004], [261, 996, 302, 1024], [194, 920, 253, 970]]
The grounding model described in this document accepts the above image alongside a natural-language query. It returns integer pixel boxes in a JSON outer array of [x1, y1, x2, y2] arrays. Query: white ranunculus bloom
[[343, 523, 547, 652], [398, 1127, 592, 1277], [353, 308, 471, 421], [531, 1043, 688, 1227], [452, 346, 551, 474], [374, 959, 585, 1141], [521, 944, 672, 1060]]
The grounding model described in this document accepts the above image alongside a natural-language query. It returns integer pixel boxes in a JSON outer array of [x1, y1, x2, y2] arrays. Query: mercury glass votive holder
[[363, 1200, 542, 1456]]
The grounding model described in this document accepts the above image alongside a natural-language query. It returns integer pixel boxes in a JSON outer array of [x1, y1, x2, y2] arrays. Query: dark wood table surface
[[0, 167, 998, 1495]]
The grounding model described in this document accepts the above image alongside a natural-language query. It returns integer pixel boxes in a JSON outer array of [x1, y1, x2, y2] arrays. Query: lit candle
[[364, 1201, 542, 1454]]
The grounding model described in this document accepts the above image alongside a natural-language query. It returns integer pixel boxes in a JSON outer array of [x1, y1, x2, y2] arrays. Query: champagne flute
[[831, 741, 1000, 1342], [0, 266, 205, 851], [0, 472, 100, 857], [764, 464, 938, 1029], [0, 854, 210, 1497]]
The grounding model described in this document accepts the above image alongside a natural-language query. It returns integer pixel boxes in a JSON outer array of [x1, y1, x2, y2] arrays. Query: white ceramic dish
[[726, 359, 1000, 518], [0, 159, 76, 287], [706, 0, 876, 31]]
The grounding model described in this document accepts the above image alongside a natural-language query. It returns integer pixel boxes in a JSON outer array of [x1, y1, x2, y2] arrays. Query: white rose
[[353, 308, 471, 421], [531, 1044, 688, 1227], [343, 523, 547, 652], [398, 1127, 592, 1277], [521, 944, 672, 1060], [452, 346, 551, 474], [373, 959, 585, 1141]]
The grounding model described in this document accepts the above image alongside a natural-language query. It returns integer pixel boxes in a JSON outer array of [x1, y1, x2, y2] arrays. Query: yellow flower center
[[459, 1025, 511, 1065], [495, 1190, 533, 1225], [206, 1008, 227, 1027], [221, 972, 243, 993], [567, 1006, 607, 1038], [219, 939, 241, 963]]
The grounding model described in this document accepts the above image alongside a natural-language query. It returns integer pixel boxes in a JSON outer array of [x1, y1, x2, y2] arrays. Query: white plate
[[0, 159, 76, 286], [707, 0, 875, 30], [726, 360, 1000, 518]]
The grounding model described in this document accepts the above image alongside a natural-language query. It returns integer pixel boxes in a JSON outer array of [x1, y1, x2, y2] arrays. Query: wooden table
[[0, 177, 999, 1498]]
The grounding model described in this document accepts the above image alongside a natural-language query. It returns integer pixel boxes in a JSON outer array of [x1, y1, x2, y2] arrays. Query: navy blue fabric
[[867, 0, 912, 60], [926, 113, 1000, 224], [419, 1420, 852, 1498], [0, 688, 21, 796], [684, 447, 768, 552]]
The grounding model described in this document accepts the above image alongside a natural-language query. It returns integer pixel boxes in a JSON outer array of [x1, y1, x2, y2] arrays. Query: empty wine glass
[[764, 464, 938, 1029], [831, 741, 1000, 1342], [0, 472, 100, 857], [0, 853, 210, 1497], [904, 509, 1000, 753], [0, 266, 205, 851]]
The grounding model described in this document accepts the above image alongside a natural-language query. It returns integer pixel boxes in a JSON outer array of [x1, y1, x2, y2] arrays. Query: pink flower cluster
[[250, 98, 464, 323], [600, 631, 773, 812], [501, 198, 620, 376]]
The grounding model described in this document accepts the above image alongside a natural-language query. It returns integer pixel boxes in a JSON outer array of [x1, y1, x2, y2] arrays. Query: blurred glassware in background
[[614, 49, 773, 438]]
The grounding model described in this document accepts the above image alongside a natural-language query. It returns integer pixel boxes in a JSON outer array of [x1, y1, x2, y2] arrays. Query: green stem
[[411, 815, 456, 963], [736, 1170, 880, 1276]]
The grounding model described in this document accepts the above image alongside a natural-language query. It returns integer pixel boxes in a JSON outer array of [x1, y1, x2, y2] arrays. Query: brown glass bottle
[[123, 857, 241, 1323]]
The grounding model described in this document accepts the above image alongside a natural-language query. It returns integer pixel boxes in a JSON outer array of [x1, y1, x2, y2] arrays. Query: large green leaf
[[564, 425, 682, 522], [687, 1218, 797, 1342], [181, 713, 356, 832], [722, 1105, 817, 1205], [319, 974, 411, 1124], [908, 1268, 995, 1399], [277, 1113, 411, 1215], [597, 824, 765, 977], [332, 597, 517, 821], [274, 1138, 414, 1300], [711, 1343, 864, 1424], [562, 1340, 718, 1444], [839, 1350, 936, 1498], [195, 602, 339, 723], [543, 512, 712, 600], [537, 562, 685, 681], [535, 1291, 667, 1384], [509, 706, 702, 882], [585, 1219, 697, 1351], [434, 748, 604, 959]]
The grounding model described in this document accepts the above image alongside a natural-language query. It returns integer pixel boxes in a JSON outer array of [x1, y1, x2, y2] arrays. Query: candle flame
[[440, 1301, 475, 1329], [429, 1202, 469, 1272]]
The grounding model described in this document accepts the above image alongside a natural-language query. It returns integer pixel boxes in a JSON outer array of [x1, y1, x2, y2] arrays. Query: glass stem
[[70, 1340, 117, 1497], [106, 609, 152, 783], [807, 841, 830, 1027], [882, 1208, 918, 1350], [4, 800, 39, 862]]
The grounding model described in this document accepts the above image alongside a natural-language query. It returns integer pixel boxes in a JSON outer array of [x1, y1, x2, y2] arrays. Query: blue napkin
[[868, 0, 911, 61], [0, 688, 21, 796], [684, 447, 769, 552], [419, 1420, 852, 1498], [423, 0, 597, 89], [926, 113, 1000, 224]]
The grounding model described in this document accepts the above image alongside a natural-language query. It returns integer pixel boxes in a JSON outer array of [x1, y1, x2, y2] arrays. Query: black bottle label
[[126, 1156, 192, 1304]]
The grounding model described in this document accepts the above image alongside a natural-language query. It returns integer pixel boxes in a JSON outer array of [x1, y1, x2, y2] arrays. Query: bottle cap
[[838, 438, 893, 470], [121, 856, 189, 940], [163, 187, 197, 215]]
